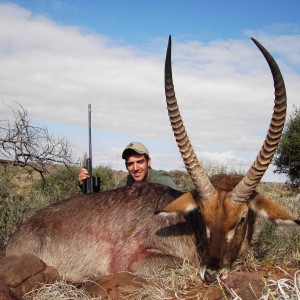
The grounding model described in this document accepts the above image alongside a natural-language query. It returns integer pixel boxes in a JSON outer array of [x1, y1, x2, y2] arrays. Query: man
[[78, 142, 177, 189]]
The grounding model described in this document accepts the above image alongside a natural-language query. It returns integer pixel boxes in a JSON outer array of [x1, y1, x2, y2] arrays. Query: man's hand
[[79, 168, 89, 185]]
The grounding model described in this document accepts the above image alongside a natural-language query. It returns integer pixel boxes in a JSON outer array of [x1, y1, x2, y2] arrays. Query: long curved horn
[[164, 35, 216, 199], [231, 38, 287, 203]]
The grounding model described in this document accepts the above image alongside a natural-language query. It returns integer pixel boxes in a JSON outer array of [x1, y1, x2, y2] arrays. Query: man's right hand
[[78, 168, 89, 185]]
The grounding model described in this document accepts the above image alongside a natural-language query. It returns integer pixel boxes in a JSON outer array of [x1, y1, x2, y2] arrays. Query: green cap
[[122, 142, 149, 159]]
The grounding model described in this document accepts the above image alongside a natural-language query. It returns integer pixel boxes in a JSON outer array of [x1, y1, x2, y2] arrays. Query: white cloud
[[0, 3, 299, 183]]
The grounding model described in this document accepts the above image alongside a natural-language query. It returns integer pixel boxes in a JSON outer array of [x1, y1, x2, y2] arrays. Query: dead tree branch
[[0, 103, 74, 179]]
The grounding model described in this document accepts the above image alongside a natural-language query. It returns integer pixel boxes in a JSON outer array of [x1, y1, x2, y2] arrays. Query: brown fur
[[6, 182, 198, 282]]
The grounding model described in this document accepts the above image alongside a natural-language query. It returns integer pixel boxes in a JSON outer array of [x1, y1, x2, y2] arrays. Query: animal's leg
[[130, 254, 185, 276]]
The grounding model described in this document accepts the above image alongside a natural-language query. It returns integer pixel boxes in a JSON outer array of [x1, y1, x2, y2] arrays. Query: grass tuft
[[23, 281, 100, 300], [260, 270, 300, 300], [126, 261, 211, 300]]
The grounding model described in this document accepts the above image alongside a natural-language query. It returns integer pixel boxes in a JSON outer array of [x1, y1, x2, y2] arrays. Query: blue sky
[[0, 0, 300, 182], [8, 1, 300, 43]]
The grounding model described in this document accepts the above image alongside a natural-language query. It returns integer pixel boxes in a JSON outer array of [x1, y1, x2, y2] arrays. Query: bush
[[253, 222, 300, 268], [28, 165, 81, 206], [93, 164, 117, 191], [0, 195, 31, 250], [254, 182, 300, 268], [0, 165, 31, 249], [274, 106, 300, 185], [0, 165, 14, 199]]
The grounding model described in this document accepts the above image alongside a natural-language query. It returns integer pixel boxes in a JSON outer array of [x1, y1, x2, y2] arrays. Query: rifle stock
[[82, 104, 100, 194]]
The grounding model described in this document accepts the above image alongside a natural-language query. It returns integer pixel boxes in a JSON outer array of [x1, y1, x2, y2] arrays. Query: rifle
[[82, 104, 101, 194]]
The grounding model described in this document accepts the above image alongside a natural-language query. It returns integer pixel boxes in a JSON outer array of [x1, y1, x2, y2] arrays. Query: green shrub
[[253, 222, 300, 268], [0, 165, 14, 198], [93, 164, 117, 191], [0, 195, 30, 250], [28, 165, 80, 205], [253, 183, 300, 268], [0, 165, 29, 249]]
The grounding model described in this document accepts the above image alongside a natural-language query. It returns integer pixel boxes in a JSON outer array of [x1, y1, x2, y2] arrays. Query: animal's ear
[[157, 191, 198, 215], [250, 194, 300, 226]]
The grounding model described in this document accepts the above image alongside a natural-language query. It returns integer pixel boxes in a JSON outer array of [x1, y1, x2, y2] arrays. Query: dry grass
[[126, 260, 208, 299], [260, 270, 300, 300], [254, 182, 300, 269], [23, 281, 101, 300], [23, 262, 212, 300], [217, 269, 300, 300]]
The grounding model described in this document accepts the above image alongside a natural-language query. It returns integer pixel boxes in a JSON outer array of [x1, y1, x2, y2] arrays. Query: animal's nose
[[204, 269, 219, 283]]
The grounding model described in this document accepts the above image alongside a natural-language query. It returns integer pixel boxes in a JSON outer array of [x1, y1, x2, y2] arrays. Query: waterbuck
[[6, 37, 300, 283]]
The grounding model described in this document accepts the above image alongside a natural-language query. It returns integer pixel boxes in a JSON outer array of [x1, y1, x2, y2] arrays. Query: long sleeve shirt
[[115, 169, 177, 190]]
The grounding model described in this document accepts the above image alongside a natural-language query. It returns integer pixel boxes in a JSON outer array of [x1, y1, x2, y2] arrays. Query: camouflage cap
[[122, 142, 149, 159]]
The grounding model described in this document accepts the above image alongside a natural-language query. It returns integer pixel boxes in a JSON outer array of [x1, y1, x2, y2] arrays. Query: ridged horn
[[231, 38, 287, 203], [164, 35, 216, 200]]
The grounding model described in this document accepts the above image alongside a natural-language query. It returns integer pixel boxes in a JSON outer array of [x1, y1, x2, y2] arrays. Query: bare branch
[[0, 103, 74, 177]]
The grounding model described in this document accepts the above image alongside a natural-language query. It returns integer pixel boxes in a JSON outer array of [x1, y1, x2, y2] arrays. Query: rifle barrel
[[82, 104, 100, 194], [88, 104, 92, 177]]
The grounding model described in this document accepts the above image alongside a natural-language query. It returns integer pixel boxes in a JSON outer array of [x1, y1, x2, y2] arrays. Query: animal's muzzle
[[203, 267, 229, 283], [204, 269, 219, 283]]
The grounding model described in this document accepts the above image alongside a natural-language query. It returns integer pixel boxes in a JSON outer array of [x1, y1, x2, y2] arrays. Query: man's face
[[125, 154, 151, 182]]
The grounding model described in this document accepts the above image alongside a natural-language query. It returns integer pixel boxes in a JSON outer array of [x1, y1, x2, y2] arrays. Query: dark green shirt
[[116, 169, 177, 189]]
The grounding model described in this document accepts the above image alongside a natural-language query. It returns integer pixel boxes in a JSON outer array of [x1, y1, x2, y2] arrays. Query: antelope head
[[162, 36, 300, 283]]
